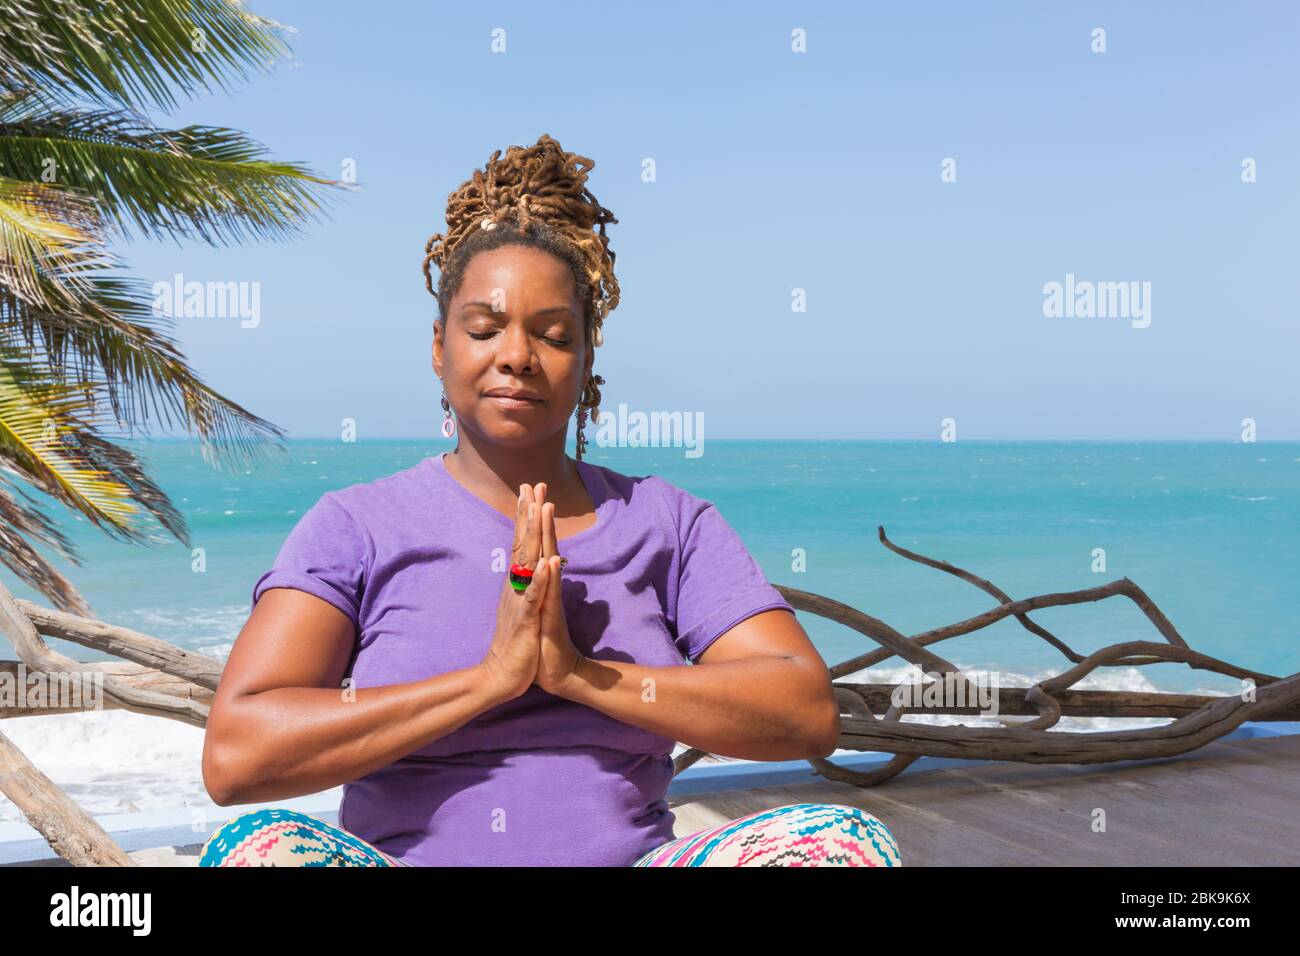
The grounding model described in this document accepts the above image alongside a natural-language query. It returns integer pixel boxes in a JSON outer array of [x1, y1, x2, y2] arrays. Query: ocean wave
[[114, 605, 247, 650], [0, 710, 209, 823]]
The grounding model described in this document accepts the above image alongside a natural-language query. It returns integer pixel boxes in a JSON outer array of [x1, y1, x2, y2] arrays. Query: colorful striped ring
[[509, 562, 534, 592]]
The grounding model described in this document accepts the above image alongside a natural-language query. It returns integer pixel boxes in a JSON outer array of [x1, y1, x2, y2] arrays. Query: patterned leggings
[[199, 803, 902, 867]]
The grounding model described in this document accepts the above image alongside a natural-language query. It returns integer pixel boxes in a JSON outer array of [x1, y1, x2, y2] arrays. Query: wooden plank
[[667, 734, 1300, 866]]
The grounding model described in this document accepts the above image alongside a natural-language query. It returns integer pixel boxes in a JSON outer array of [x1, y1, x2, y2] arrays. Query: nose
[[495, 321, 536, 376]]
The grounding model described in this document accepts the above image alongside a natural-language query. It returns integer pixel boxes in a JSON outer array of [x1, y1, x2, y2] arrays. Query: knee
[[199, 806, 304, 867], [792, 802, 904, 866], [206, 805, 300, 837]]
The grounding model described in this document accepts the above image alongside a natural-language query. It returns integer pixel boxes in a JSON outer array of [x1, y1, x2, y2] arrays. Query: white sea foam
[[0, 709, 211, 824], [0, 608, 245, 826], [115, 606, 245, 653]]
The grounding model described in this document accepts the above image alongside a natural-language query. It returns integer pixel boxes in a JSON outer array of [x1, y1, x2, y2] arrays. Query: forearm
[[204, 663, 508, 805], [559, 655, 839, 761]]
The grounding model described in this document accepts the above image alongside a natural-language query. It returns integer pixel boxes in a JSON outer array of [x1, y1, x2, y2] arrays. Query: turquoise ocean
[[1, 439, 1296, 821]]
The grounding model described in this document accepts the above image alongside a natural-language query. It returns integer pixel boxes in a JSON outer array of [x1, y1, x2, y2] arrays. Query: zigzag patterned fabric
[[199, 802, 901, 867], [199, 807, 408, 867], [631, 802, 902, 866]]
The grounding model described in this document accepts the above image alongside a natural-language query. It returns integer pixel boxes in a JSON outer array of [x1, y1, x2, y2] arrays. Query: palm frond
[[1, 278, 288, 466], [0, 94, 347, 245], [0, 348, 197, 613], [0, 478, 93, 614], [0, 0, 293, 112], [57, 427, 189, 546], [0, 351, 142, 533], [0, 174, 110, 310]]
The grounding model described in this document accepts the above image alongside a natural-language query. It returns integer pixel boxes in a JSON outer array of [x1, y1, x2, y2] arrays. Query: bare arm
[[555, 608, 841, 761], [201, 587, 509, 806]]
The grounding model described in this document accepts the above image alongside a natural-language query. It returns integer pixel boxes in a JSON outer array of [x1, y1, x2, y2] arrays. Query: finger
[[540, 501, 556, 561], [536, 554, 561, 623], [548, 554, 563, 605], [524, 490, 541, 569], [533, 483, 549, 559], [511, 484, 528, 561], [516, 484, 536, 565], [523, 559, 548, 610]]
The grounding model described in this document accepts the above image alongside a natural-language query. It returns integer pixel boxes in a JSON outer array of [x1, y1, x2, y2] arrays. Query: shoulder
[[579, 460, 716, 542]]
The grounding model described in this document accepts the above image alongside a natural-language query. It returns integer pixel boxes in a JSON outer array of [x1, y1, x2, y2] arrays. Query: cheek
[[445, 344, 494, 379]]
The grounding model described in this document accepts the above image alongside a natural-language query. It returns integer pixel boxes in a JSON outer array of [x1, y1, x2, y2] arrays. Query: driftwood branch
[[0, 728, 134, 866], [0, 583, 209, 726], [834, 681, 1300, 721], [0, 578, 216, 866], [0, 660, 213, 718], [833, 670, 1300, 763], [14, 599, 224, 691], [679, 526, 1297, 788]]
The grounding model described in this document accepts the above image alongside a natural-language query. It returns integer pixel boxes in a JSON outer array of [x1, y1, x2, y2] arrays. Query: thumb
[[539, 557, 562, 625], [523, 561, 549, 612]]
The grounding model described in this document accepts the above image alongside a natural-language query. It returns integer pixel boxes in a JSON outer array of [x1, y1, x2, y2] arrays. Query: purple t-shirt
[[250, 451, 794, 866]]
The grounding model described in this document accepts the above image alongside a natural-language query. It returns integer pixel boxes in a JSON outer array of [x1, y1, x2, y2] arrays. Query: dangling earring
[[575, 405, 589, 461], [575, 373, 605, 461], [441, 386, 456, 439]]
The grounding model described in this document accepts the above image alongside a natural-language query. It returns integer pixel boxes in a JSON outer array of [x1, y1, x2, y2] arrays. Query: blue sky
[[113, 1, 1300, 441]]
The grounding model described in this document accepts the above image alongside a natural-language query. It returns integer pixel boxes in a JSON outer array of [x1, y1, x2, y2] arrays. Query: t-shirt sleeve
[[251, 493, 368, 629], [665, 485, 795, 664]]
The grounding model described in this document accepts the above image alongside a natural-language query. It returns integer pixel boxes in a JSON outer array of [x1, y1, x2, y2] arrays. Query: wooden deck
[[669, 733, 1300, 866]]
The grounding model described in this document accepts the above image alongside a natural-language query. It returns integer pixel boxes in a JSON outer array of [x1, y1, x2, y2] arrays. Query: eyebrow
[[458, 301, 577, 319]]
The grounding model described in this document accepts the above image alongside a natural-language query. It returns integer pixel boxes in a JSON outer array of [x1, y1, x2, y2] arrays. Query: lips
[[484, 389, 543, 401], [483, 390, 543, 403], [483, 388, 544, 410]]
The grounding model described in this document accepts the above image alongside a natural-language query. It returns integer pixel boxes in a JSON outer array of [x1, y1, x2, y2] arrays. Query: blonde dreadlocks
[[422, 134, 618, 456]]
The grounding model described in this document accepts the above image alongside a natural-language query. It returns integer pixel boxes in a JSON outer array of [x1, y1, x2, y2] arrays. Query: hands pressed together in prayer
[[473, 479, 841, 763], [479, 482, 586, 702]]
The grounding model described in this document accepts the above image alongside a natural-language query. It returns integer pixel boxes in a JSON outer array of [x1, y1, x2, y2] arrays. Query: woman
[[199, 134, 902, 867]]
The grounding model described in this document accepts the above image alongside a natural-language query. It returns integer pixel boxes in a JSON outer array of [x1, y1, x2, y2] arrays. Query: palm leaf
[[1, 279, 288, 466], [0, 174, 109, 311], [0, 92, 347, 245], [0, 351, 142, 532], [0, 477, 93, 614], [0, 0, 293, 112], [0, 349, 195, 613]]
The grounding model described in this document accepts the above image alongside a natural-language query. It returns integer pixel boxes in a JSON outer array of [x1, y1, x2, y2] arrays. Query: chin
[[480, 422, 556, 445]]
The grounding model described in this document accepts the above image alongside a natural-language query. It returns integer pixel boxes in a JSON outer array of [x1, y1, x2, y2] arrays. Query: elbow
[[805, 697, 842, 759], [202, 728, 251, 808], [202, 742, 236, 807], [202, 690, 272, 807]]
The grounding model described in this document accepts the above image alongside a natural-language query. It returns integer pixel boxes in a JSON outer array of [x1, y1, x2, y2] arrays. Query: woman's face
[[434, 243, 592, 449]]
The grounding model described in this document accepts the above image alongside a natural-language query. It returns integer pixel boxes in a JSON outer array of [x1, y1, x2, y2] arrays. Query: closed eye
[[468, 331, 570, 346]]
